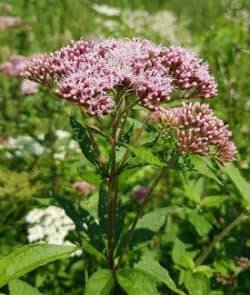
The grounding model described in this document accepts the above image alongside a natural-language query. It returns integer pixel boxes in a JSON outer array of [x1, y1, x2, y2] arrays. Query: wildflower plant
[[0, 38, 243, 294]]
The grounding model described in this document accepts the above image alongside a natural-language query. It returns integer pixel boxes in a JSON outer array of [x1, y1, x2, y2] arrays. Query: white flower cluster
[[0, 135, 45, 158], [26, 206, 76, 246], [93, 6, 190, 45], [222, 0, 250, 31], [91, 4, 120, 16], [0, 130, 79, 160]]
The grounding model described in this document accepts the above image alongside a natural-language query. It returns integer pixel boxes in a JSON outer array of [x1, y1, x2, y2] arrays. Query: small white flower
[[25, 208, 44, 223], [27, 225, 44, 242], [55, 130, 70, 140], [26, 206, 76, 248], [92, 4, 120, 16], [53, 152, 66, 160], [68, 140, 79, 150]]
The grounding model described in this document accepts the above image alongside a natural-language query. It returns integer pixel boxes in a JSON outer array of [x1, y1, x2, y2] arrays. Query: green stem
[[107, 92, 125, 270], [195, 209, 250, 267], [114, 168, 164, 271], [107, 118, 118, 270]]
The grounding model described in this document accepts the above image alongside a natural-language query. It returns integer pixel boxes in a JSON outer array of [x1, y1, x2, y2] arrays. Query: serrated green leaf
[[190, 155, 221, 184], [117, 268, 159, 295], [201, 195, 227, 208], [221, 163, 250, 204], [70, 116, 100, 168], [84, 269, 114, 295], [9, 279, 41, 295], [184, 271, 210, 295], [135, 257, 185, 295], [55, 195, 104, 253], [187, 211, 212, 236], [0, 243, 77, 288], [125, 144, 164, 167]]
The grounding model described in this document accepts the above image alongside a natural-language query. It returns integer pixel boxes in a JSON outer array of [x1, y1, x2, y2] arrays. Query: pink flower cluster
[[73, 181, 95, 194], [0, 55, 39, 95], [154, 103, 237, 163], [0, 55, 27, 77], [0, 3, 13, 13], [131, 187, 149, 203], [0, 16, 22, 31], [22, 39, 217, 116]]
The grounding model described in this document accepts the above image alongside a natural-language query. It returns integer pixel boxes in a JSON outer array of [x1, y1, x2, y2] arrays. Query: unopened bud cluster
[[153, 103, 237, 163]]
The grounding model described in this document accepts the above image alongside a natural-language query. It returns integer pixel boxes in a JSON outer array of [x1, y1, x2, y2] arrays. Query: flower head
[[131, 187, 149, 203], [22, 39, 217, 116], [0, 55, 40, 94], [73, 181, 95, 194], [0, 16, 22, 31], [154, 103, 237, 163], [0, 55, 27, 77], [25, 206, 75, 244]]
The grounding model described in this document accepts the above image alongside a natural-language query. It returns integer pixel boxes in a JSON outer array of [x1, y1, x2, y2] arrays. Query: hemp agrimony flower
[[22, 39, 217, 116]]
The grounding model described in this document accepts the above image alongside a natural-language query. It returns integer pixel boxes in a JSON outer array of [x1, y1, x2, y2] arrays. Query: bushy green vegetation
[[0, 0, 249, 294]]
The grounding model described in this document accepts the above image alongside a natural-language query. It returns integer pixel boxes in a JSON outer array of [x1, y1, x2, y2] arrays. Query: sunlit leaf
[[0, 243, 77, 288], [135, 256, 185, 295], [190, 155, 221, 184], [117, 268, 158, 295], [9, 279, 41, 295], [221, 163, 250, 204], [201, 195, 228, 208], [172, 239, 190, 268], [184, 271, 210, 295], [125, 144, 164, 167], [84, 269, 114, 295], [188, 211, 212, 236], [136, 206, 182, 232]]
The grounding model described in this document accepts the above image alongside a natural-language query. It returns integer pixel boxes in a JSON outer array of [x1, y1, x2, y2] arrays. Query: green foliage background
[[0, 0, 250, 294]]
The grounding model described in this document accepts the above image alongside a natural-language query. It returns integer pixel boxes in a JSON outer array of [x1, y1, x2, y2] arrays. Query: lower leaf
[[117, 268, 159, 295]]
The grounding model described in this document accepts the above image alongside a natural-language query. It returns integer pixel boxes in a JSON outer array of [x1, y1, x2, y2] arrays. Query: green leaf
[[117, 268, 159, 295], [190, 155, 221, 184], [136, 206, 182, 232], [187, 211, 212, 236], [194, 265, 214, 276], [125, 144, 164, 167], [172, 239, 189, 268], [201, 195, 228, 208], [84, 269, 114, 295], [182, 178, 203, 203], [70, 116, 100, 168], [221, 163, 250, 204], [0, 243, 77, 288], [9, 279, 41, 295], [79, 170, 102, 186], [184, 271, 210, 295], [135, 257, 185, 295], [55, 195, 104, 252]]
